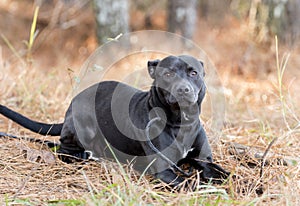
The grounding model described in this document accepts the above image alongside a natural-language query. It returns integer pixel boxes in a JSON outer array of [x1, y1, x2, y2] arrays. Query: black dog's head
[[148, 55, 206, 109]]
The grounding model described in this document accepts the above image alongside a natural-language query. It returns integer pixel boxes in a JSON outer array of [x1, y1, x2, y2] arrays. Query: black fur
[[0, 55, 229, 187]]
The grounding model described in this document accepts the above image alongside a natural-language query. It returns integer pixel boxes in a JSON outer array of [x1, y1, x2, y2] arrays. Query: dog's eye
[[189, 71, 198, 77], [164, 72, 175, 78]]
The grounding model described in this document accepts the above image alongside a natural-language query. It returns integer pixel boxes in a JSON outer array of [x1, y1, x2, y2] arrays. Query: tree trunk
[[254, 0, 300, 44], [93, 0, 129, 44], [167, 0, 197, 40], [285, 0, 300, 44]]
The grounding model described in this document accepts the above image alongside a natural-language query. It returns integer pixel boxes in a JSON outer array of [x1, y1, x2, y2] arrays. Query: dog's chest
[[183, 147, 194, 158], [171, 125, 198, 158]]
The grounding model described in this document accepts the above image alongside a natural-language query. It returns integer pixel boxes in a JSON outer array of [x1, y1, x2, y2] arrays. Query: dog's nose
[[177, 85, 191, 94]]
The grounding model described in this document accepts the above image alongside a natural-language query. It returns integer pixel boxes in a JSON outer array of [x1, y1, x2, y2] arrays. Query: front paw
[[196, 161, 230, 184], [155, 168, 185, 187], [155, 168, 200, 191]]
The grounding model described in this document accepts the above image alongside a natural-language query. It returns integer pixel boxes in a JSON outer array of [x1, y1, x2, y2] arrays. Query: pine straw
[[0, 136, 152, 203], [0, 136, 227, 205], [0, 128, 299, 205]]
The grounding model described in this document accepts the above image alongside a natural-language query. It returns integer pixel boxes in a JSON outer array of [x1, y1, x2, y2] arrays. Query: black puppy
[[0, 55, 229, 187]]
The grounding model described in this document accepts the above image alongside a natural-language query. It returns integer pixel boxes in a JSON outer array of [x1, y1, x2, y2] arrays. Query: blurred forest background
[[1, 0, 299, 71]]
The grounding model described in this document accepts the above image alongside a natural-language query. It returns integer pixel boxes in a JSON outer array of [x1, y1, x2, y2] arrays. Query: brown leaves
[[16, 142, 56, 164]]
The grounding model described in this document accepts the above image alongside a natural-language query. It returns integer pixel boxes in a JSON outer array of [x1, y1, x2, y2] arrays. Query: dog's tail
[[0, 104, 62, 136]]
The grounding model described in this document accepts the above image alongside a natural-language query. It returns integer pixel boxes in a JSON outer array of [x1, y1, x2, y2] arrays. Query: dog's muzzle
[[168, 82, 198, 106]]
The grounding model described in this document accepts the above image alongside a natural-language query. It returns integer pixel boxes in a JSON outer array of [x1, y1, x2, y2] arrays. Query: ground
[[0, 1, 299, 205]]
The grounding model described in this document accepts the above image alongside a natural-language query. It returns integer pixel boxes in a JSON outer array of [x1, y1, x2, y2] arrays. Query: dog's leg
[[56, 111, 89, 163], [57, 133, 89, 163], [190, 126, 214, 162], [57, 136, 88, 163]]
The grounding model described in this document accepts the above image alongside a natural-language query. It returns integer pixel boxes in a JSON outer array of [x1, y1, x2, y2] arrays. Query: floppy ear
[[199, 60, 205, 77], [197, 83, 206, 111], [147, 59, 160, 79]]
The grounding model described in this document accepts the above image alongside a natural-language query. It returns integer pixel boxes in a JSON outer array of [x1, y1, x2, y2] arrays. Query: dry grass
[[1, 1, 300, 205]]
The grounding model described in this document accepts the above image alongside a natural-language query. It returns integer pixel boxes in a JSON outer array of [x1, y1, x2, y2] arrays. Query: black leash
[[145, 117, 193, 177], [0, 132, 59, 148]]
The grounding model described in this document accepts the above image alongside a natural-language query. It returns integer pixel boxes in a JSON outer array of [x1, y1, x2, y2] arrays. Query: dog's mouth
[[167, 94, 198, 107]]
